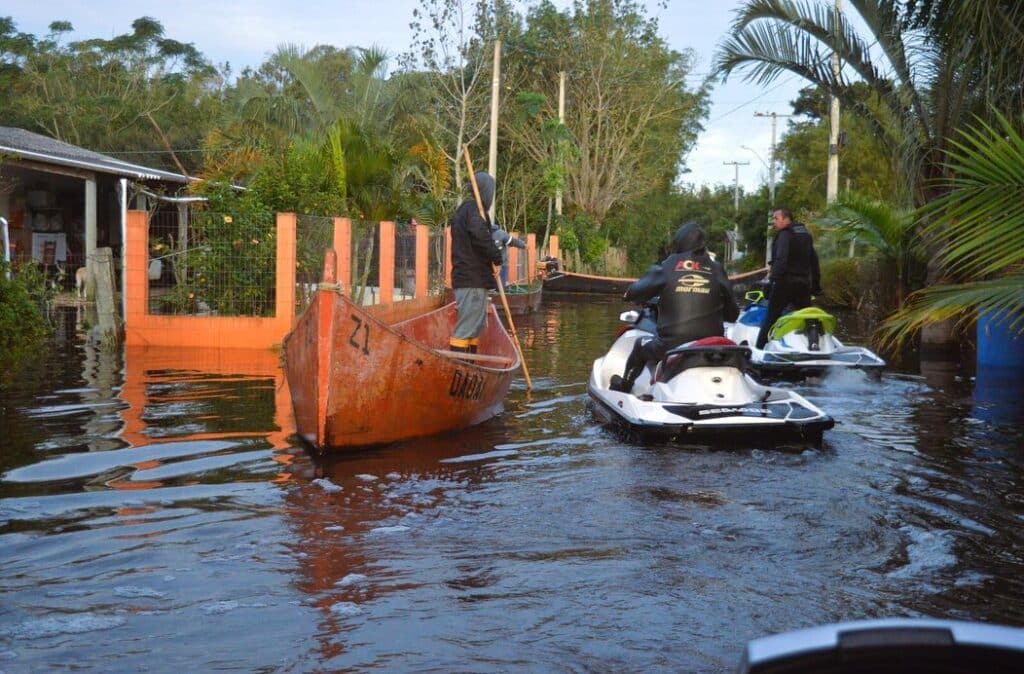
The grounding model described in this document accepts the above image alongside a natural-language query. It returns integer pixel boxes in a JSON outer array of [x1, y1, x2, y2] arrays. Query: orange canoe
[[283, 278, 520, 452]]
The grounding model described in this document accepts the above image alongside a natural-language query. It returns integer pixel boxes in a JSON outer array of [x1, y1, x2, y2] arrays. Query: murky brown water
[[2, 299, 1023, 672]]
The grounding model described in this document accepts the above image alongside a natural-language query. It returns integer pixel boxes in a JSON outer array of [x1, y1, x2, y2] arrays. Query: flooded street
[[2, 299, 1023, 672]]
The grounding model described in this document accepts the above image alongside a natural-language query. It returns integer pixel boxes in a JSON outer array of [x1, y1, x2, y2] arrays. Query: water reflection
[[1, 301, 1023, 672]]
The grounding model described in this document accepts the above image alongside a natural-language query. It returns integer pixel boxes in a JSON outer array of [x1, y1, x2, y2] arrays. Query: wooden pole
[[463, 144, 533, 390]]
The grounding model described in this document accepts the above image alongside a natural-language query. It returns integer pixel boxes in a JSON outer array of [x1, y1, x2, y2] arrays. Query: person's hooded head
[[468, 172, 496, 212], [670, 222, 707, 255]]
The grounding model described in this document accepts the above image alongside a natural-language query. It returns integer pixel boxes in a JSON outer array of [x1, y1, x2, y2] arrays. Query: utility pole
[[827, 0, 842, 204], [487, 39, 502, 221], [723, 160, 749, 262], [755, 111, 792, 265], [555, 70, 565, 218]]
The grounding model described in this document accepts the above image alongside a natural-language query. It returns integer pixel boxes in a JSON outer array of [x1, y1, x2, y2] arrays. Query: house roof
[[0, 126, 193, 184]]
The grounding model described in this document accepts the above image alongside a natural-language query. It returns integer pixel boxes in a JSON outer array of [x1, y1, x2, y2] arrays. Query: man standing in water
[[449, 172, 504, 354], [755, 208, 822, 349]]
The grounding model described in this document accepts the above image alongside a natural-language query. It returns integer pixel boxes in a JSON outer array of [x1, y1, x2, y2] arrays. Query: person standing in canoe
[[450, 171, 504, 354]]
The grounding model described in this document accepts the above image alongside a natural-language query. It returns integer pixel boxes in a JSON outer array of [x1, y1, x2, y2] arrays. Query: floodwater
[[2, 298, 1023, 672]]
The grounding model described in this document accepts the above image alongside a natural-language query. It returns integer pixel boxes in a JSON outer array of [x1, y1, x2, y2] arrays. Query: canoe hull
[[284, 291, 519, 451], [543, 271, 637, 295]]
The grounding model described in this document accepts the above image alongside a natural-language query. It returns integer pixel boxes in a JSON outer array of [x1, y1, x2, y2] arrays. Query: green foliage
[[247, 136, 347, 216], [879, 112, 1024, 348], [815, 192, 923, 306], [559, 213, 608, 266], [503, 0, 709, 226], [775, 96, 906, 216], [818, 257, 861, 308], [0, 16, 221, 174], [0, 261, 51, 382]]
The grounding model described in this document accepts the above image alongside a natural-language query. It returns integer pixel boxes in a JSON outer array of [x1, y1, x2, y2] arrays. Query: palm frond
[[919, 112, 1024, 277], [877, 276, 1024, 349]]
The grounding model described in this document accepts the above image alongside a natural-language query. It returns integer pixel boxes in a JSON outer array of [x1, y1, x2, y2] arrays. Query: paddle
[[462, 145, 533, 390]]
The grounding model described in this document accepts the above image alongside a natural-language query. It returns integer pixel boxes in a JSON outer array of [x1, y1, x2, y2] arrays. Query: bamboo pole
[[462, 145, 533, 390]]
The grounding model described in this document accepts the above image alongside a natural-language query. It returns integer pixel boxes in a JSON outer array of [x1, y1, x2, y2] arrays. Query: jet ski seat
[[656, 337, 751, 382]]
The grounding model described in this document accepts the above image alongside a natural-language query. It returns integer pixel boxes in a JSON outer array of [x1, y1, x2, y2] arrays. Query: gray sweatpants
[[452, 288, 489, 342]]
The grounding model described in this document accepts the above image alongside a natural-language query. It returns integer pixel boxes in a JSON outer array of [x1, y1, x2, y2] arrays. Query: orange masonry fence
[[125, 210, 558, 350]]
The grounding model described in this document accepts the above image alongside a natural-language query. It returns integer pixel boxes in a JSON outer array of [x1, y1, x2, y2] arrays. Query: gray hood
[[472, 172, 495, 212]]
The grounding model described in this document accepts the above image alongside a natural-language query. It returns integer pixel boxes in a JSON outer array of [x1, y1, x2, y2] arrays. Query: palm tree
[[714, 0, 1024, 352], [877, 113, 1024, 348], [815, 192, 921, 307]]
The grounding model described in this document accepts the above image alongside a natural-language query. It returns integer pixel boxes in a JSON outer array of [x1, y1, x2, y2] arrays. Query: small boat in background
[[501, 281, 543, 314], [443, 281, 543, 316], [543, 270, 638, 295], [284, 251, 520, 451]]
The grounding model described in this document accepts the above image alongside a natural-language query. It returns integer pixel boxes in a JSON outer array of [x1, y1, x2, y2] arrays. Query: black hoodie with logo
[[624, 223, 739, 342]]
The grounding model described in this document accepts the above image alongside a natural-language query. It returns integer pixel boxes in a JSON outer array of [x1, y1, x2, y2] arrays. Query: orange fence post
[[124, 210, 149, 346], [276, 213, 297, 328], [333, 217, 351, 291], [526, 233, 537, 282], [444, 226, 452, 288], [549, 234, 560, 263], [508, 231, 520, 284], [378, 220, 395, 305], [415, 223, 429, 298]]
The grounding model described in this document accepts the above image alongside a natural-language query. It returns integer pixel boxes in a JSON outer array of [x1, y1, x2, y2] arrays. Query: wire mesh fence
[[146, 213, 448, 315], [428, 230, 447, 296], [147, 210, 276, 317], [513, 246, 529, 286], [295, 214, 334, 313]]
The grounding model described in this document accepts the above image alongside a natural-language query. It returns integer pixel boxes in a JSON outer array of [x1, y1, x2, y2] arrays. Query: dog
[[75, 266, 87, 299]]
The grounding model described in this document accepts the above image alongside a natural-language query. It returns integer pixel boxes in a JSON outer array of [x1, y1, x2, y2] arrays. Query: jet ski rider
[[610, 222, 739, 393], [755, 207, 822, 349]]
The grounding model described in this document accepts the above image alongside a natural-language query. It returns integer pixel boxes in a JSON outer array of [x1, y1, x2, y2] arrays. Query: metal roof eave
[[0, 144, 194, 184]]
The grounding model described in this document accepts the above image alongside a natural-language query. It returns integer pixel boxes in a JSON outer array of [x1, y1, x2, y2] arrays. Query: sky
[[5, 0, 809, 193]]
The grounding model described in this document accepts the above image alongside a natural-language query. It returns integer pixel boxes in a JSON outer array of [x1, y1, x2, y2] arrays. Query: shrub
[[0, 262, 51, 382]]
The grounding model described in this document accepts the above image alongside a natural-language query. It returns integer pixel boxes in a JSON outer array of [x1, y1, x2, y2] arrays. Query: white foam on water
[[821, 367, 876, 392], [440, 449, 518, 464], [114, 586, 167, 599], [2, 614, 126, 639], [335, 573, 368, 587], [329, 602, 363, 616], [201, 601, 239, 615], [356, 474, 378, 482], [887, 526, 958, 579], [385, 472, 401, 480], [312, 478, 343, 493], [324, 525, 345, 532], [367, 525, 409, 536]]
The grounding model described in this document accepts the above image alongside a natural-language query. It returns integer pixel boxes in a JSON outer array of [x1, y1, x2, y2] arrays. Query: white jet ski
[[726, 287, 886, 378], [588, 305, 835, 444]]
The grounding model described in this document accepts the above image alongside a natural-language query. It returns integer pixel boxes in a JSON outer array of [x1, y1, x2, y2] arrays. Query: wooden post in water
[[91, 247, 123, 346]]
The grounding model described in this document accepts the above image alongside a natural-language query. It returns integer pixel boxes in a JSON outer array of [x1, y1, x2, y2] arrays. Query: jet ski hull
[[588, 330, 834, 445], [726, 306, 886, 378]]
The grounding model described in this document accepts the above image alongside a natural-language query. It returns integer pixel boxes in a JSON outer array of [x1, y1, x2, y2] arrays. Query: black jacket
[[451, 173, 503, 289], [769, 222, 821, 291], [624, 223, 739, 342]]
